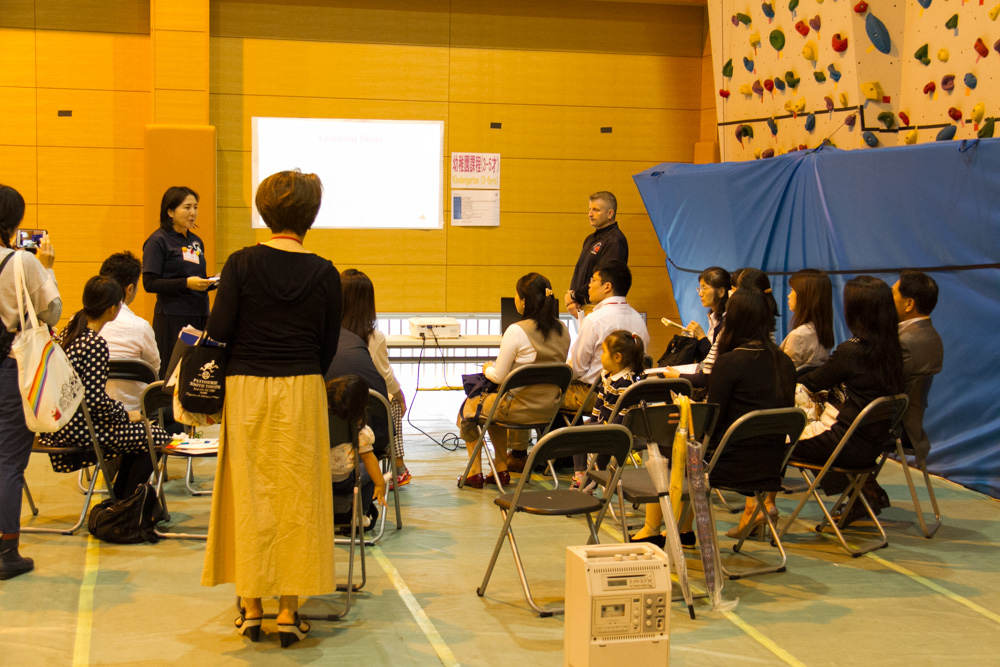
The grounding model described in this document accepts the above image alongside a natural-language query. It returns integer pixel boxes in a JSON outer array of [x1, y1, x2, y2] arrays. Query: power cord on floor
[[405, 331, 463, 452]]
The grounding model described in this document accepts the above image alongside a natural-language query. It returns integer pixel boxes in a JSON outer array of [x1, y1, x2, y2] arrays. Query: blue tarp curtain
[[634, 139, 1000, 498]]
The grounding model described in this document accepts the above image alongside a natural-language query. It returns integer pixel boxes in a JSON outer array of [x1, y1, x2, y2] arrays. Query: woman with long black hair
[[457, 273, 571, 488], [781, 268, 834, 369]]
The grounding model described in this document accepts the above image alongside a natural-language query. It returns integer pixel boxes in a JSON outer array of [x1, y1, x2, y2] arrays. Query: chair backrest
[[840, 394, 909, 447], [524, 424, 633, 472], [365, 389, 395, 460], [494, 362, 573, 397], [608, 377, 692, 422], [690, 402, 720, 443], [905, 374, 934, 411], [141, 381, 173, 420], [622, 402, 680, 451], [706, 407, 809, 473], [329, 412, 356, 449], [108, 358, 159, 384]]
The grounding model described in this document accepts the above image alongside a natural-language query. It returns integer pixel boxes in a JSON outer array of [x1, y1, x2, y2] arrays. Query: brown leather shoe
[[506, 453, 527, 473], [459, 473, 485, 489], [483, 471, 511, 487]]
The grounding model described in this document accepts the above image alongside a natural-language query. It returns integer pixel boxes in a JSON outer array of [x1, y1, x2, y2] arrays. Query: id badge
[[182, 248, 200, 264]]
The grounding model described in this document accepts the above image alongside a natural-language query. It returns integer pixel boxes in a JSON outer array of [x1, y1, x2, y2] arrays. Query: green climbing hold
[[877, 111, 896, 129], [736, 12, 752, 24], [979, 118, 996, 138], [945, 14, 958, 30], [785, 71, 800, 88], [814, 71, 827, 83], [914, 43, 930, 66], [789, 0, 800, 12], [723, 58, 733, 77], [770, 29, 786, 51]]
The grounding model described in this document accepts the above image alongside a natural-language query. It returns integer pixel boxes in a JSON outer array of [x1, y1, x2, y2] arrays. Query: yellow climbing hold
[[750, 31, 762, 48], [905, 128, 919, 145], [802, 41, 818, 61], [839, 92, 849, 107], [739, 83, 754, 95], [861, 81, 884, 100], [937, 48, 949, 62], [990, 4, 1000, 20], [972, 102, 986, 123]]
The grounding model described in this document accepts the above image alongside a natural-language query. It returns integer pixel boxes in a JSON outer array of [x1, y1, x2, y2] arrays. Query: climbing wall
[[709, 0, 1000, 160]]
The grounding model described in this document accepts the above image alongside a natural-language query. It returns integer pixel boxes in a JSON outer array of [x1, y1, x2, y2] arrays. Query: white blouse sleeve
[[486, 323, 531, 384], [367, 329, 401, 395]]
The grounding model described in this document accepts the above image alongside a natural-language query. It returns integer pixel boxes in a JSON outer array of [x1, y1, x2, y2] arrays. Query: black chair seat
[[31, 444, 93, 456], [494, 489, 604, 515], [788, 459, 880, 475], [588, 468, 659, 504]]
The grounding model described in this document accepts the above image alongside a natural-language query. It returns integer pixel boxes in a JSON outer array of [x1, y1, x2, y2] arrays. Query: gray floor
[[4, 389, 999, 666]]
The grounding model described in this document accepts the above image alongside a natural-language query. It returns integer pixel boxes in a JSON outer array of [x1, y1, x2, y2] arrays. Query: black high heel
[[235, 604, 262, 642], [278, 612, 310, 648], [629, 534, 666, 548]]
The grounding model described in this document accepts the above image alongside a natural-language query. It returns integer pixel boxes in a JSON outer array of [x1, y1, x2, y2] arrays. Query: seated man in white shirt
[[99, 251, 161, 411], [564, 259, 649, 411]]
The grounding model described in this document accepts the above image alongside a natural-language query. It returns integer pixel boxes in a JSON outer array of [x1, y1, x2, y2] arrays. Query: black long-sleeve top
[[206, 245, 341, 377], [568, 222, 628, 307], [141, 227, 212, 316]]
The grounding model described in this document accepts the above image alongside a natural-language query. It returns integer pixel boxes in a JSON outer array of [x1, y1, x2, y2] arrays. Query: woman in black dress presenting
[[142, 186, 215, 378]]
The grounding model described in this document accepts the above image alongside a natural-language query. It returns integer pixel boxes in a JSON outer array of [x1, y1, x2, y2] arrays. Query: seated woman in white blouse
[[781, 269, 834, 370], [457, 273, 570, 489]]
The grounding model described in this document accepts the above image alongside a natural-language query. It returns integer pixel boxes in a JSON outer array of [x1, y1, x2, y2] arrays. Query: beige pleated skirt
[[201, 374, 334, 598]]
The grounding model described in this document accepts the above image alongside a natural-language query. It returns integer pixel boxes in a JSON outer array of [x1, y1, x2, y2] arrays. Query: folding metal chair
[[780, 395, 909, 557], [458, 362, 573, 493], [878, 375, 941, 538], [702, 407, 808, 579], [21, 400, 118, 535], [476, 424, 633, 616]]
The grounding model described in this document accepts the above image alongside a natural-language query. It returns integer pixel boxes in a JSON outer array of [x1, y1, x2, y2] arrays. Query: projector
[[408, 317, 461, 339]]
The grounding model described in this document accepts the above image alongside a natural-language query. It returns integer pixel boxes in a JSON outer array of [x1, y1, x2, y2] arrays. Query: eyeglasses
[[696, 285, 712, 294]]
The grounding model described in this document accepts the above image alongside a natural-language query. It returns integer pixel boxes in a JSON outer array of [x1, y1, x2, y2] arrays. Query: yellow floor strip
[[371, 546, 459, 667], [866, 552, 1000, 625], [72, 535, 101, 667], [721, 610, 807, 667]]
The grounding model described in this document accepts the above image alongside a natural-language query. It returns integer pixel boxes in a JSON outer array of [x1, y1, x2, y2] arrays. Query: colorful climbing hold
[[936, 125, 957, 141], [971, 102, 985, 123], [739, 83, 754, 95], [899, 111, 910, 126], [862, 131, 878, 147], [809, 16, 821, 32], [861, 81, 884, 100], [723, 58, 733, 77], [789, 0, 799, 12], [866, 14, 891, 54], [828, 64, 842, 82], [974, 38, 989, 59], [995, 39, 1000, 56], [839, 92, 849, 107], [744, 56, 755, 72], [805, 113, 816, 131], [845, 113, 857, 128], [814, 71, 827, 83], [750, 31, 762, 48], [832, 33, 849, 52], [764, 79, 775, 92], [767, 117, 778, 135], [737, 12, 752, 25], [979, 118, 995, 138], [937, 48, 949, 62], [878, 111, 896, 129], [774, 76, 786, 91], [731, 15, 740, 27], [795, 20, 810, 36], [854, 0, 868, 13], [752, 80, 764, 96], [762, 148, 775, 159], [905, 128, 918, 145], [742, 125, 754, 139], [785, 71, 801, 88], [719, 89, 731, 98], [965, 73, 978, 90], [917, 0, 931, 8], [941, 74, 955, 91], [991, 4, 1000, 21], [945, 14, 957, 30], [914, 44, 930, 66], [923, 81, 936, 95], [824, 96, 834, 111], [762, 2, 775, 19], [947, 107, 962, 122], [735, 125, 746, 144], [802, 41, 818, 61], [770, 29, 786, 51]]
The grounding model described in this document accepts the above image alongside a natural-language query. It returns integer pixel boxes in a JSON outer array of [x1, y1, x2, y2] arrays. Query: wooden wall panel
[[342, 264, 447, 314], [151, 89, 209, 126], [213, 37, 450, 100], [35, 32, 150, 91], [0, 145, 37, 202], [0, 87, 36, 146], [0, 29, 35, 86], [36, 147, 144, 205], [152, 29, 208, 92], [449, 50, 703, 110], [0, 2, 35, 30], [36, 90, 149, 149], [36, 204, 146, 263], [34, 0, 149, 34], [449, 103, 699, 163], [153, 0, 209, 32]]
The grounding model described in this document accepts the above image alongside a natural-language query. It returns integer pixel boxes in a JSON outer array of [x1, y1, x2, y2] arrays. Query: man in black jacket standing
[[564, 192, 628, 318]]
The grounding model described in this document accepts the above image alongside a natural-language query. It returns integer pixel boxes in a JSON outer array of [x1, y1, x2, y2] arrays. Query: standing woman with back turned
[[201, 171, 342, 648], [142, 186, 214, 378], [0, 185, 61, 580]]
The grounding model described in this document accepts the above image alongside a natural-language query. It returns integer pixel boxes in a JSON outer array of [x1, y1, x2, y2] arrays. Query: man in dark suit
[[325, 328, 390, 457]]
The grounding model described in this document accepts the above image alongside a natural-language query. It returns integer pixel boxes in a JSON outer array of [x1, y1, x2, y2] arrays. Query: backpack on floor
[[87, 483, 163, 544]]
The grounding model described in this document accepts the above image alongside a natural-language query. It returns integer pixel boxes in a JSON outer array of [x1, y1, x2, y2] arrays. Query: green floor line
[[371, 546, 459, 667]]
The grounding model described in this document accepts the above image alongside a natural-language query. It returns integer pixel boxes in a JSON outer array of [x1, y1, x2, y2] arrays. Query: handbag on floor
[[88, 482, 163, 544], [10, 251, 84, 432]]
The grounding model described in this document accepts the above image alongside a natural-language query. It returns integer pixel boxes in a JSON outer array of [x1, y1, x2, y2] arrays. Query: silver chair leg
[[185, 458, 212, 496], [786, 469, 888, 557], [724, 492, 787, 579], [896, 443, 941, 538], [22, 480, 38, 516], [22, 463, 104, 535], [715, 489, 741, 514]]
